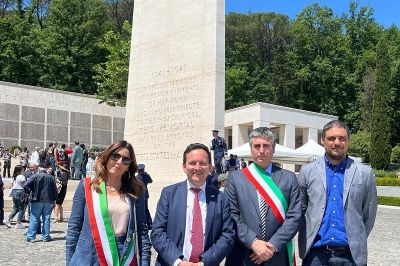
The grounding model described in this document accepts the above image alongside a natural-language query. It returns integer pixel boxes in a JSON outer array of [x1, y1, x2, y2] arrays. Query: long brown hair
[[91, 140, 144, 199]]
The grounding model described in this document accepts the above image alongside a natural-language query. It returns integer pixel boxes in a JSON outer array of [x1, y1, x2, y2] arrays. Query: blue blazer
[[151, 181, 235, 266], [66, 181, 151, 266]]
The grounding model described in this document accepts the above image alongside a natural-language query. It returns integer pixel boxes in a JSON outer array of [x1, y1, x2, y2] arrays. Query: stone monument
[[125, 0, 225, 184]]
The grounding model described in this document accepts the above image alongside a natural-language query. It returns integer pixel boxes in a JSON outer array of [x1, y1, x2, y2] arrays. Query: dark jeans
[[303, 247, 356, 266], [3, 165, 10, 178], [9, 189, 25, 222]]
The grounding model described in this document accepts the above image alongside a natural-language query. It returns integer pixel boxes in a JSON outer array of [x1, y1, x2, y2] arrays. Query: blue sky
[[226, 0, 400, 28]]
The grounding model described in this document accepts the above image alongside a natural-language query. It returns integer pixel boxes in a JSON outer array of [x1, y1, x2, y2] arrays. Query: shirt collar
[[186, 179, 206, 192], [324, 155, 348, 170], [261, 163, 273, 176]]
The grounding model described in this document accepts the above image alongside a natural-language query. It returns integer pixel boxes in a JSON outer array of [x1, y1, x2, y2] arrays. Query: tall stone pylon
[[125, 0, 225, 184]]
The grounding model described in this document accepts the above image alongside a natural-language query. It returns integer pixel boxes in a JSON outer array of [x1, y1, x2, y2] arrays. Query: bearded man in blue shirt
[[298, 120, 377, 266]]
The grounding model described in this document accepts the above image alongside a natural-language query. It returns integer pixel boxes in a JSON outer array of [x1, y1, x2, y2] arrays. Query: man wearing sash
[[225, 127, 301, 266], [151, 143, 235, 266], [298, 120, 377, 266]]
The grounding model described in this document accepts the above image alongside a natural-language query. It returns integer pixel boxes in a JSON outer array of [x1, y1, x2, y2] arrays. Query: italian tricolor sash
[[84, 178, 137, 266], [242, 163, 296, 266]]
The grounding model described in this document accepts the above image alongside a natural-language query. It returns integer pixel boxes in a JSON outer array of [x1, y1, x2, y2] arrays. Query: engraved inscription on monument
[[125, 0, 225, 181]]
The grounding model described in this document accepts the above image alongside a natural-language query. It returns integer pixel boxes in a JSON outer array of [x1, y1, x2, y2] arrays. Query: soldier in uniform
[[211, 129, 227, 175]]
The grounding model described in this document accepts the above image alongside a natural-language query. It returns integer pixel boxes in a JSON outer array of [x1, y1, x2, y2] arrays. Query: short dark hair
[[183, 143, 211, 164], [321, 120, 350, 139], [75, 141, 80, 145], [48, 142, 53, 147]]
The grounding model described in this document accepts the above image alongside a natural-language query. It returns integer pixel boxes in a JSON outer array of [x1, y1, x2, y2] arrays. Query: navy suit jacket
[[151, 180, 235, 266]]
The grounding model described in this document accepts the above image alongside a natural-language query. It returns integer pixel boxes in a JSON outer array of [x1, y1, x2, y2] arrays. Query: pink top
[[107, 194, 130, 237]]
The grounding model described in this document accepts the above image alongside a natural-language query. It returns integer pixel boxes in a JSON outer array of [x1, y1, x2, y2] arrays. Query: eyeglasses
[[110, 153, 132, 165]]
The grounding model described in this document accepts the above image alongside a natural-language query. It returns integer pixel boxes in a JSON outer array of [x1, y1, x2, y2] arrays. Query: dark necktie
[[189, 188, 204, 262], [259, 193, 267, 240]]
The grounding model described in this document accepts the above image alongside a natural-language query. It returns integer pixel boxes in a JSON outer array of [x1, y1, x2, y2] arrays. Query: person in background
[[24, 166, 58, 242], [22, 162, 39, 223], [71, 141, 83, 180], [227, 154, 238, 172], [30, 147, 40, 165], [2, 149, 13, 178], [136, 163, 153, 230], [80, 143, 88, 179], [66, 140, 151, 266], [298, 120, 377, 266], [240, 158, 247, 169], [217, 172, 229, 192], [0, 172, 4, 226], [5, 165, 26, 229], [19, 147, 29, 171], [85, 152, 96, 177], [55, 144, 69, 168], [211, 129, 227, 175], [54, 164, 70, 223]]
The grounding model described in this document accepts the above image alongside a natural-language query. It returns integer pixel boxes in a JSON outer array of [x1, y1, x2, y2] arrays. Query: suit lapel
[[243, 170, 261, 217], [204, 186, 216, 246], [317, 157, 327, 191], [176, 182, 188, 244], [343, 158, 356, 206]]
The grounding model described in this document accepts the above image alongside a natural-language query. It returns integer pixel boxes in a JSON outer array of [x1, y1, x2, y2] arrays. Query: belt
[[313, 245, 350, 252]]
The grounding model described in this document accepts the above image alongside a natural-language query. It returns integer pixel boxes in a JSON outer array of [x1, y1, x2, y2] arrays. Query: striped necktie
[[189, 188, 203, 262], [259, 193, 268, 240]]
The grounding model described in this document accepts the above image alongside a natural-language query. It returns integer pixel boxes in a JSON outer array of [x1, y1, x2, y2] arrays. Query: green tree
[[95, 20, 131, 106], [36, 0, 112, 94], [348, 131, 371, 162], [370, 36, 393, 169]]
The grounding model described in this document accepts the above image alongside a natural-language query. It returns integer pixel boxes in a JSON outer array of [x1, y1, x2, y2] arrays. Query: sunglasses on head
[[110, 153, 132, 165]]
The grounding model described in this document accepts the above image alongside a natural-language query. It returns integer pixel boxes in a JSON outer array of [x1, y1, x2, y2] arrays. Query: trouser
[[73, 162, 82, 180], [3, 165, 10, 177], [9, 190, 25, 222], [27, 202, 53, 241], [303, 246, 356, 266]]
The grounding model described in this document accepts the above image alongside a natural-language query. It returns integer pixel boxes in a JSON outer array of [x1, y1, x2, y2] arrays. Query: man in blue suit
[[151, 143, 235, 266]]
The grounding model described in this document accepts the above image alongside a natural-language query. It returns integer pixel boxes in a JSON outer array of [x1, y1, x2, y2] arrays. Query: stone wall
[[0, 81, 125, 150]]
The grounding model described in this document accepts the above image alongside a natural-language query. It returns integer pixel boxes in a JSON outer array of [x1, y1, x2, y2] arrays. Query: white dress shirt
[[173, 180, 207, 266]]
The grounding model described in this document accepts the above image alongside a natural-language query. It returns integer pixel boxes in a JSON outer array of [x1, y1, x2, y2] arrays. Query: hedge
[[378, 196, 400, 207], [376, 177, 400, 186]]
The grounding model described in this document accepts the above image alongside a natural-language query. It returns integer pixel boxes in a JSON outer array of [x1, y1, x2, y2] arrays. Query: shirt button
[[331, 224, 335, 227], [333, 185, 336, 188], [331, 237, 335, 240], [333, 211, 336, 214], [333, 197, 336, 201]]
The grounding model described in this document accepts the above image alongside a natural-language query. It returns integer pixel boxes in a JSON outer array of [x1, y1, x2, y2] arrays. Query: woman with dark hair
[[66, 140, 151, 266], [5, 165, 26, 229]]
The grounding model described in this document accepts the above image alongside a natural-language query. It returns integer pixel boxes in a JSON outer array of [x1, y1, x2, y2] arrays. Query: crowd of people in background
[[0, 140, 104, 240]]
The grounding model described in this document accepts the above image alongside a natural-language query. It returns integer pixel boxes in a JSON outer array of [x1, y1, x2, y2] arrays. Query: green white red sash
[[242, 163, 295, 266], [84, 177, 136, 266]]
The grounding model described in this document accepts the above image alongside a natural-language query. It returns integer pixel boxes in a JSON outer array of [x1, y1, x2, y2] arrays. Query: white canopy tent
[[228, 143, 313, 164]]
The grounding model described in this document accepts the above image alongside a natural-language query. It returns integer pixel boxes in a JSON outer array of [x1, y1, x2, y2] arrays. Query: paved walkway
[[377, 186, 400, 197], [0, 206, 399, 265]]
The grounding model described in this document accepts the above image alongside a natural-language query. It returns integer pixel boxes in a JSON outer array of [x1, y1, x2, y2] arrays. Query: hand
[[250, 239, 275, 264]]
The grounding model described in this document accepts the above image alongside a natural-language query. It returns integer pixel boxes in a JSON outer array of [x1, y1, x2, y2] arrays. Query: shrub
[[391, 146, 400, 163], [373, 170, 398, 178], [375, 177, 400, 186], [10, 145, 22, 154], [349, 131, 370, 162], [378, 196, 400, 207]]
